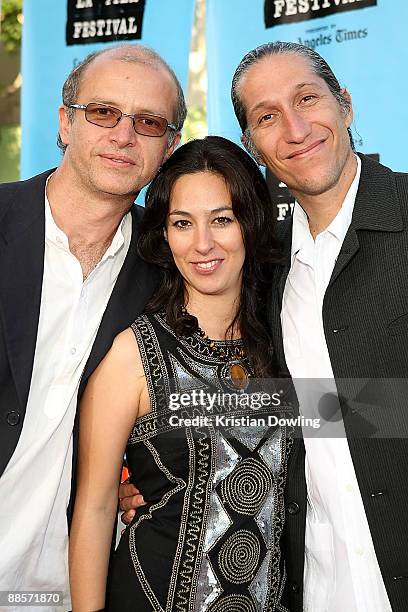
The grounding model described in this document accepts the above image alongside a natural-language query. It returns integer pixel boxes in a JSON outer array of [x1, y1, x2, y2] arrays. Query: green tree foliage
[[183, 106, 207, 141], [1, 0, 23, 53]]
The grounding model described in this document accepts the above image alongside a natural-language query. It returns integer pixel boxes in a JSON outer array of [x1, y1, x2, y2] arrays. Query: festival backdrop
[[21, 0, 196, 180], [207, 0, 408, 220]]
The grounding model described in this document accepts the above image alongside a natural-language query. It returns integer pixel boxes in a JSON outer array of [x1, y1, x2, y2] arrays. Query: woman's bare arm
[[69, 328, 146, 612]]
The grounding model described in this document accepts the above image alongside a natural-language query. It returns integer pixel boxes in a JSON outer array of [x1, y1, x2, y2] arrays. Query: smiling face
[[238, 53, 355, 203], [166, 171, 245, 303], [58, 53, 180, 199]]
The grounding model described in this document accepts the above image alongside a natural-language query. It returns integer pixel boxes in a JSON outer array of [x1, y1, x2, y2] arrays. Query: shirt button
[[355, 548, 364, 556], [345, 483, 353, 492], [370, 490, 386, 498], [287, 501, 300, 515], [6, 411, 21, 426], [332, 326, 349, 333], [56, 236, 62, 244], [291, 581, 300, 594], [70, 347, 77, 355]]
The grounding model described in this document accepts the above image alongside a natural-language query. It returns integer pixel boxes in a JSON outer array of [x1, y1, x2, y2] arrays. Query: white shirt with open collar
[[281, 156, 392, 612], [0, 183, 131, 611]]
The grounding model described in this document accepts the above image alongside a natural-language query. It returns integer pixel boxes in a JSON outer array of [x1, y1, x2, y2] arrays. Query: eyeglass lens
[[85, 103, 169, 137]]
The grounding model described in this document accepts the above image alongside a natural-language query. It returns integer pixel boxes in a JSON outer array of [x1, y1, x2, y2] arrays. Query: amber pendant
[[228, 362, 249, 390]]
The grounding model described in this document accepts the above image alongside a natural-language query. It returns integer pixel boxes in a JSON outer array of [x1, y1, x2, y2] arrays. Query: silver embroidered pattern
[[264, 431, 294, 612], [249, 550, 271, 611], [176, 348, 222, 390], [258, 427, 283, 475], [218, 530, 261, 584], [220, 457, 273, 516], [159, 314, 244, 364], [128, 439, 185, 610], [168, 352, 211, 393], [255, 489, 276, 549], [131, 316, 166, 413], [208, 593, 257, 612], [124, 315, 292, 611], [203, 491, 232, 553], [227, 424, 270, 451], [195, 555, 222, 611], [275, 565, 290, 612], [171, 427, 215, 611], [213, 432, 241, 487]]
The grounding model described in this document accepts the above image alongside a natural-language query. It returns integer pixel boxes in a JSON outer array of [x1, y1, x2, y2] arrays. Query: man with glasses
[[0, 44, 185, 611]]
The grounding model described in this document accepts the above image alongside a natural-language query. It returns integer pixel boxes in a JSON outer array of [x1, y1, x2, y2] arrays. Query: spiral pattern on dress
[[220, 457, 273, 515], [209, 593, 257, 612], [218, 529, 261, 583]]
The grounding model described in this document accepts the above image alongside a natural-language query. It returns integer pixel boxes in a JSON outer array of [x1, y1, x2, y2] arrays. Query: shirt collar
[[44, 176, 131, 257], [105, 211, 131, 258], [291, 154, 361, 260]]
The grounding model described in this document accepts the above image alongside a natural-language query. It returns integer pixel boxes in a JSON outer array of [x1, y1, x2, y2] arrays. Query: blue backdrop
[[206, 0, 408, 172], [21, 0, 196, 180]]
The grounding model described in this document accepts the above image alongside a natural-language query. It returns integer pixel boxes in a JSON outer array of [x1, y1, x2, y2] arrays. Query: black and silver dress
[[106, 313, 292, 612]]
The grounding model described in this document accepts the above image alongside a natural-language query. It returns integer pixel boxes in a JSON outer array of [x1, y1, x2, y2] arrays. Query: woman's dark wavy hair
[[138, 136, 281, 377]]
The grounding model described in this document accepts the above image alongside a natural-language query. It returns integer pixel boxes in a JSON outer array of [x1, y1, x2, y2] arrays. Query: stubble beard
[[287, 149, 353, 202], [87, 160, 144, 199]]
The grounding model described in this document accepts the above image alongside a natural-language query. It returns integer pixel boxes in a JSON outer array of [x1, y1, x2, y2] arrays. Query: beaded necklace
[[181, 306, 250, 390]]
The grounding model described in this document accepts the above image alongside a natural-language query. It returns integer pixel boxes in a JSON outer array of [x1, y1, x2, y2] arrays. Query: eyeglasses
[[68, 102, 177, 138]]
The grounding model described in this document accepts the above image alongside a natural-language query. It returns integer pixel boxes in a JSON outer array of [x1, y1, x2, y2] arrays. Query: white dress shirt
[[281, 157, 392, 612], [0, 187, 131, 612]]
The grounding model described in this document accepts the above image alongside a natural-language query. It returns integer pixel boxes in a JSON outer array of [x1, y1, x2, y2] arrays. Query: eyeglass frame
[[67, 102, 178, 137]]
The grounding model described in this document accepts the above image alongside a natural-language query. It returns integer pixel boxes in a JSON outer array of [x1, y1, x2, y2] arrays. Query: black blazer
[[269, 154, 408, 612], [0, 170, 159, 483]]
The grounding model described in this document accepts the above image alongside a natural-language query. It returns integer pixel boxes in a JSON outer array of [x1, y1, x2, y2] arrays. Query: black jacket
[[0, 170, 159, 500], [268, 154, 408, 611]]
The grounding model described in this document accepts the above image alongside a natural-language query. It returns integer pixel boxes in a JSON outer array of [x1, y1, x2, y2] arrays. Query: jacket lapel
[[0, 170, 52, 411], [267, 151, 402, 371], [268, 217, 292, 374], [329, 228, 360, 287], [79, 205, 160, 393], [329, 153, 403, 287], [70, 205, 159, 526]]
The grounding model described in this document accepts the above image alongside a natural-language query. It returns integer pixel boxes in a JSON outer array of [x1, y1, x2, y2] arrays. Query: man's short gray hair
[[231, 41, 354, 158], [57, 43, 187, 153]]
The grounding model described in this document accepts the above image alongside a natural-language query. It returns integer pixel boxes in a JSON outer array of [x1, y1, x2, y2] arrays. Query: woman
[[69, 136, 292, 611]]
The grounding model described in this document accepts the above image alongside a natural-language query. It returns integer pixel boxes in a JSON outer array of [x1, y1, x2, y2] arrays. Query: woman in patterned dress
[[69, 136, 293, 612]]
